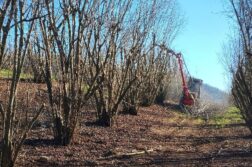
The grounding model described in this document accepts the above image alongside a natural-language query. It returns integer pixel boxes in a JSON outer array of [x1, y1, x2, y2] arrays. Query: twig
[[99, 149, 154, 160]]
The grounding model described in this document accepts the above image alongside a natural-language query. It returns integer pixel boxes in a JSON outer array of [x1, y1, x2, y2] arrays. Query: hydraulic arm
[[173, 53, 194, 106]]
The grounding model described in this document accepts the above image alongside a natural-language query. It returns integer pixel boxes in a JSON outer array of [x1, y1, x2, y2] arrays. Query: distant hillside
[[200, 84, 229, 105]]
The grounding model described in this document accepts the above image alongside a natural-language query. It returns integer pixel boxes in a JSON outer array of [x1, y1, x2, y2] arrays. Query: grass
[[169, 106, 244, 128], [0, 69, 32, 79], [208, 107, 243, 128], [192, 117, 205, 124], [165, 108, 205, 126], [0, 69, 12, 78]]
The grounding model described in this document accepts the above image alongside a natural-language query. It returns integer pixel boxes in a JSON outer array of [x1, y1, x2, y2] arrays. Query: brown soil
[[1, 80, 252, 167]]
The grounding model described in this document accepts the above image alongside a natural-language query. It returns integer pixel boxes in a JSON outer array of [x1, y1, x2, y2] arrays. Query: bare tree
[[0, 1, 44, 166], [123, 0, 183, 114], [38, 0, 104, 145], [225, 0, 252, 132], [0, 0, 16, 69], [88, 0, 138, 126]]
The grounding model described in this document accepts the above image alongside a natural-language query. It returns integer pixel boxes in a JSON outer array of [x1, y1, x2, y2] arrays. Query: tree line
[[0, 0, 183, 166], [223, 0, 252, 133]]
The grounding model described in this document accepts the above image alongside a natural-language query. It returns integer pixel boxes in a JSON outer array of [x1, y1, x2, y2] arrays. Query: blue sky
[[173, 0, 231, 91]]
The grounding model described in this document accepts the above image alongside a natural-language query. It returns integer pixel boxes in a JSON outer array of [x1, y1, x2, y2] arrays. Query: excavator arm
[[154, 44, 202, 113], [175, 53, 195, 106]]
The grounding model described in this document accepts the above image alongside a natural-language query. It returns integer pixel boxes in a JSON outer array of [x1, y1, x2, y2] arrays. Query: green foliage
[[208, 107, 243, 127], [166, 106, 243, 129], [0, 69, 12, 78], [0, 69, 32, 79]]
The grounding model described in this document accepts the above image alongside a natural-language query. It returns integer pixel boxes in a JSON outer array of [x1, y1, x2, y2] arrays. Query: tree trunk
[[1, 141, 14, 167], [54, 117, 72, 146], [123, 102, 138, 115], [97, 110, 113, 127]]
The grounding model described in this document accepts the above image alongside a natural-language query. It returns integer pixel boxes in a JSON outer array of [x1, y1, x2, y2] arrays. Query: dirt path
[[13, 104, 252, 167]]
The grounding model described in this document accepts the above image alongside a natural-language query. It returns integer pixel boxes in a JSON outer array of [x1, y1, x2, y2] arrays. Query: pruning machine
[[155, 44, 203, 114], [169, 51, 203, 114]]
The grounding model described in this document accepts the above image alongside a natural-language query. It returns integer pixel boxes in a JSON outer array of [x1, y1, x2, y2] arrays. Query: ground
[[1, 81, 252, 166]]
